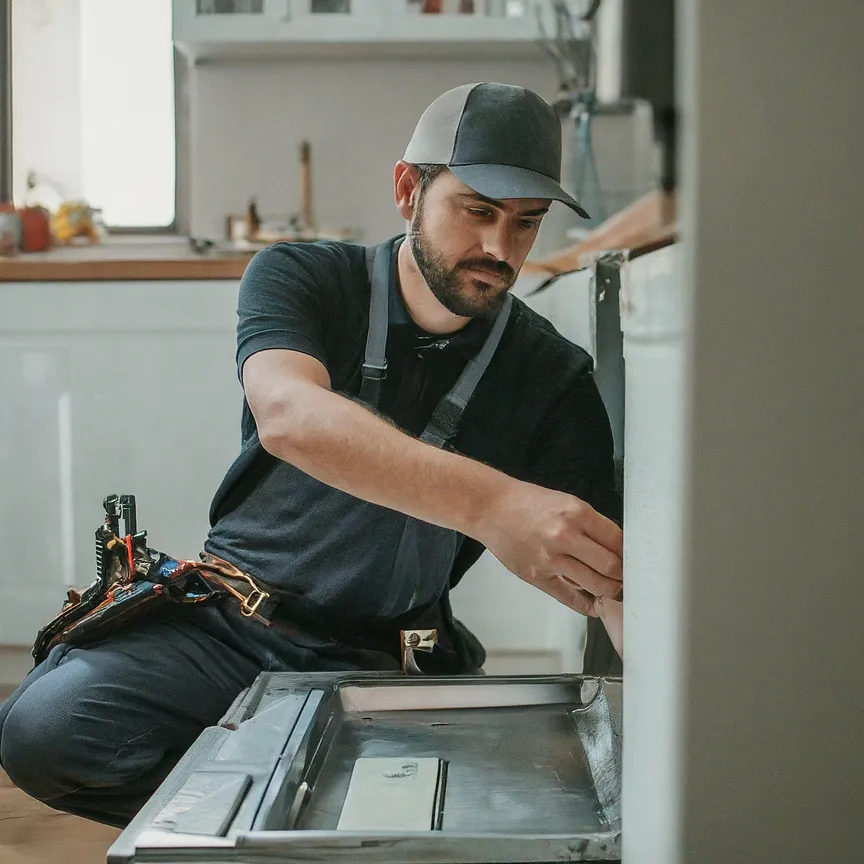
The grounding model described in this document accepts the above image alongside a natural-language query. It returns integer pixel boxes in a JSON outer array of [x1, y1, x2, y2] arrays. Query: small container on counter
[[17, 206, 52, 253]]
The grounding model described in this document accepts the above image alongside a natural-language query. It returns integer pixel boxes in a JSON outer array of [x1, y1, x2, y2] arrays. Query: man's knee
[[0, 681, 88, 802]]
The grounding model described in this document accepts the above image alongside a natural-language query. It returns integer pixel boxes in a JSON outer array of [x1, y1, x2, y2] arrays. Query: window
[[12, 0, 176, 229]]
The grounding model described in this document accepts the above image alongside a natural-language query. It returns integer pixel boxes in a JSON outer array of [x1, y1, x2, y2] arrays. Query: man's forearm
[[256, 379, 512, 541]]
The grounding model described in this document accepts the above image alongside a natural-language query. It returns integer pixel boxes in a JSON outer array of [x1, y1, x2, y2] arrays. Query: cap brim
[[449, 163, 590, 219]]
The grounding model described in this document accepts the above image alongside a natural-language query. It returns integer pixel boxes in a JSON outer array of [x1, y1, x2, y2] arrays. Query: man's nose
[[481, 220, 514, 266]]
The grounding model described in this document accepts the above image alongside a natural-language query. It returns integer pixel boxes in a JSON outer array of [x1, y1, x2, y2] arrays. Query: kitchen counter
[[0, 229, 679, 283], [0, 237, 256, 282]]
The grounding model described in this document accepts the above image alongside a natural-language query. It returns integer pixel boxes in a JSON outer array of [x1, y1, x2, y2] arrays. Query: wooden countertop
[[0, 238, 256, 282], [0, 227, 679, 284]]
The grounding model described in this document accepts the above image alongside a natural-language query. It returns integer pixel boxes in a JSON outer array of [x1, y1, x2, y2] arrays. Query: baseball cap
[[403, 82, 589, 219]]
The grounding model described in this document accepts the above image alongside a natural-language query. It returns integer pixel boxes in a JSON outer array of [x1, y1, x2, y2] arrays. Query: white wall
[[11, 0, 82, 205], [188, 58, 556, 247], [623, 1, 864, 862], [187, 58, 654, 255]]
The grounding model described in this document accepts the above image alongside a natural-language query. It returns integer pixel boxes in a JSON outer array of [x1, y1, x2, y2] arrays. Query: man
[[0, 83, 623, 827]]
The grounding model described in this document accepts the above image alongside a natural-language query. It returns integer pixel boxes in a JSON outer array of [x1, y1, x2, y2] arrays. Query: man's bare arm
[[244, 348, 623, 615]]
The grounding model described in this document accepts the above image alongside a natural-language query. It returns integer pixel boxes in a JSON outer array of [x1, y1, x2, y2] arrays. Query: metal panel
[[110, 673, 622, 863], [149, 772, 252, 836]]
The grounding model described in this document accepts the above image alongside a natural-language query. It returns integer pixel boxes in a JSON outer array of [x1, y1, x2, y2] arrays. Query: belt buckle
[[240, 588, 269, 617]]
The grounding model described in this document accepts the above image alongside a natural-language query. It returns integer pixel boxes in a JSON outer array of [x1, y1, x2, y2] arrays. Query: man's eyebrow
[[456, 192, 549, 218]]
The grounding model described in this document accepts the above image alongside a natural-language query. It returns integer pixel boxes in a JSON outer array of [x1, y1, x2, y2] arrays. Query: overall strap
[[421, 293, 514, 448], [358, 238, 395, 408]]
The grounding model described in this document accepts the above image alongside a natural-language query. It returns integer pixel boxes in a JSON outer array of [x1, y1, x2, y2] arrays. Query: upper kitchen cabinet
[[173, 0, 590, 62]]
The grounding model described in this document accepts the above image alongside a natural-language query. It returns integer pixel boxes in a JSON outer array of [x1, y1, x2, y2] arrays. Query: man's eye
[[520, 220, 541, 231], [468, 208, 492, 218]]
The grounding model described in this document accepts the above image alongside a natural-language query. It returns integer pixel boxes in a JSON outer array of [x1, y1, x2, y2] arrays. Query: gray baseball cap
[[404, 82, 588, 219]]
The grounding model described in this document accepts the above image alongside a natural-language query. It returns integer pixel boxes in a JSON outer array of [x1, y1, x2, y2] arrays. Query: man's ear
[[394, 161, 420, 220]]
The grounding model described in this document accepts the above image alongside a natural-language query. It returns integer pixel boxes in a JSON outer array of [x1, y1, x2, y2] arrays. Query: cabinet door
[[0, 280, 241, 645], [173, 0, 381, 44]]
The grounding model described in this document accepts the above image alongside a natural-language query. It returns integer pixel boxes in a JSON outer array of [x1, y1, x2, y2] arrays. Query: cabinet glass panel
[[196, 0, 265, 14], [409, 1, 529, 16], [310, 0, 351, 12]]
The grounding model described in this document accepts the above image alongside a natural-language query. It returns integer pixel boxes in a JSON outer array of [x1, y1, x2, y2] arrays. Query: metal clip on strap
[[194, 555, 272, 618], [361, 360, 387, 380]]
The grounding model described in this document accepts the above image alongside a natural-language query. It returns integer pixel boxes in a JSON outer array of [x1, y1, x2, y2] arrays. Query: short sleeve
[[235, 242, 336, 379]]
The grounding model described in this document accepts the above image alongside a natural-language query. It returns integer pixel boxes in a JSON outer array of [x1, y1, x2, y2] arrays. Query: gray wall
[[676, 1, 864, 861]]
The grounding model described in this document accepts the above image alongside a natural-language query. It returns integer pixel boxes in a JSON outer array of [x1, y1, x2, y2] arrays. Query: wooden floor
[[0, 770, 119, 864]]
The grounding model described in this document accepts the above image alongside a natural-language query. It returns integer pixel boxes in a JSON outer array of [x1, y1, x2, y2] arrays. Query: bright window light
[[79, 0, 175, 227]]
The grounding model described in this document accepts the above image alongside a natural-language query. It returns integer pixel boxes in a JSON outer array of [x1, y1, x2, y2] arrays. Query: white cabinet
[[173, 0, 590, 62], [0, 280, 242, 645]]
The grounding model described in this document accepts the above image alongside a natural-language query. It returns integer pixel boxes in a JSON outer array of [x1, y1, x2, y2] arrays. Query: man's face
[[409, 170, 550, 319]]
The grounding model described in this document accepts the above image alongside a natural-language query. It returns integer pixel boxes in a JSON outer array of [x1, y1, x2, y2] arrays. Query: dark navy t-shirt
[[204, 237, 620, 629]]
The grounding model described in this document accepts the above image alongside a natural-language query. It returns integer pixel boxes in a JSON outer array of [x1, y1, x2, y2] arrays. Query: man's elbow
[[252, 385, 316, 459]]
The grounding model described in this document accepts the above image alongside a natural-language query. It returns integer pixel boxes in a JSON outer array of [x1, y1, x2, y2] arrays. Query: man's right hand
[[477, 479, 623, 617]]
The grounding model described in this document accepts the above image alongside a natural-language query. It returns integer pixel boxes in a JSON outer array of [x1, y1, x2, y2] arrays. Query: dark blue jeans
[[0, 602, 376, 827]]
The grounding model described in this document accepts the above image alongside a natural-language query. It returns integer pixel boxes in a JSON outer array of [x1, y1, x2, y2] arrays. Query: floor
[[0, 770, 120, 864]]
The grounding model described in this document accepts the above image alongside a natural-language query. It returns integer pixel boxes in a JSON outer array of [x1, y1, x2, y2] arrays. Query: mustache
[[457, 259, 515, 281]]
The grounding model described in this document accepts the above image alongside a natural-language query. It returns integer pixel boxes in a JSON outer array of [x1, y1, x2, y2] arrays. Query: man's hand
[[477, 480, 623, 617]]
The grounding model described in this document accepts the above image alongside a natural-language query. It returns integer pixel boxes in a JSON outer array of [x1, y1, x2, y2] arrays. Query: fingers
[[561, 533, 623, 583], [550, 554, 622, 599], [581, 507, 624, 558], [537, 576, 598, 617]]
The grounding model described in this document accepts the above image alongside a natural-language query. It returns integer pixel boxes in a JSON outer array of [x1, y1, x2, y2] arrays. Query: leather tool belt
[[30, 494, 278, 666]]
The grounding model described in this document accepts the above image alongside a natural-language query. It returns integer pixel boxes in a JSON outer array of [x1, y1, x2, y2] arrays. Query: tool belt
[[32, 493, 480, 675], [31, 494, 279, 666]]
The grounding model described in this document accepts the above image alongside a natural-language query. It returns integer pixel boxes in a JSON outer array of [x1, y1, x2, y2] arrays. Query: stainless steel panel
[[111, 673, 622, 863], [149, 772, 252, 836]]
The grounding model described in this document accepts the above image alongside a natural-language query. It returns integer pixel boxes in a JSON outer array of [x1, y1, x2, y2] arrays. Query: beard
[[408, 197, 516, 320]]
